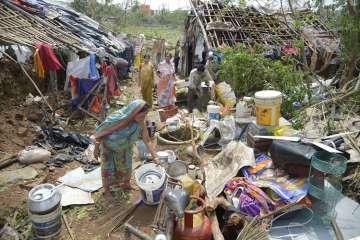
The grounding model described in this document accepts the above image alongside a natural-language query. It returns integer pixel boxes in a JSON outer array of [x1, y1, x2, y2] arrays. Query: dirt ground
[[0, 74, 166, 240]]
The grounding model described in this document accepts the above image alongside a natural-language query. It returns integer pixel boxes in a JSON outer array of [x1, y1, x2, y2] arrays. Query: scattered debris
[[58, 167, 102, 192]]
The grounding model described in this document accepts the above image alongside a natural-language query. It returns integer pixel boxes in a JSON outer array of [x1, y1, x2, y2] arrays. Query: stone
[[0, 166, 38, 185]]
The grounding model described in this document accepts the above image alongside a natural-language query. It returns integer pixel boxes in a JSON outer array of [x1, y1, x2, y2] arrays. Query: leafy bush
[[219, 44, 308, 118]]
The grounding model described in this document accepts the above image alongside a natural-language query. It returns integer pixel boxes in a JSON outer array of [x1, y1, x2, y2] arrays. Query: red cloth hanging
[[104, 64, 120, 97], [34, 43, 63, 71]]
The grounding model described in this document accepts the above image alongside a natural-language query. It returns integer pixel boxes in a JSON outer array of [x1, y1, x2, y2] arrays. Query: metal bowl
[[28, 184, 61, 214], [166, 160, 188, 180]]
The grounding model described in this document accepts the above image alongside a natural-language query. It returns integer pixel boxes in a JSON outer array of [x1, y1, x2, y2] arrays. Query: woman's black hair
[[139, 103, 150, 113]]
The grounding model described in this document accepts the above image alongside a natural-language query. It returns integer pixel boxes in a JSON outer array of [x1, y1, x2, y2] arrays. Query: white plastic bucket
[[134, 163, 166, 205], [254, 90, 282, 126], [207, 105, 220, 120]]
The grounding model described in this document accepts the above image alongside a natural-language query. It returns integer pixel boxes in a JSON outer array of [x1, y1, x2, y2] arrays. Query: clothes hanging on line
[[34, 43, 63, 71]]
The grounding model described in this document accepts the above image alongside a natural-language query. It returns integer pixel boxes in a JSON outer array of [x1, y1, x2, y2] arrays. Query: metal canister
[[28, 184, 62, 239]]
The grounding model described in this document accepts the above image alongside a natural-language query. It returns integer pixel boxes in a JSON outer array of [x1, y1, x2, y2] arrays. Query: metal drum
[[28, 184, 62, 239]]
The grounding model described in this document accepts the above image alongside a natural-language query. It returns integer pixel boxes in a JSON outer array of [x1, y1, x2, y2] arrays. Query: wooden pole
[[1, 51, 54, 112], [188, 0, 211, 49], [66, 80, 102, 125]]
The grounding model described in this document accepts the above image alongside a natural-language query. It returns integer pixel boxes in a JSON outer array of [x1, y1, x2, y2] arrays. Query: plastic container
[[28, 184, 62, 239], [308, 151, 347, 223], [310, 151, 347, 175], [236, 101, 248, 118], [254, 90, 282, 126], [207, 105, 220, 120], [134, 163, 166, 205]]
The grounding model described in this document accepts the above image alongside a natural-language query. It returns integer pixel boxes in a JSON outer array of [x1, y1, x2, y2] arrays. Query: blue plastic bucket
[[134, 163, 166, 205]]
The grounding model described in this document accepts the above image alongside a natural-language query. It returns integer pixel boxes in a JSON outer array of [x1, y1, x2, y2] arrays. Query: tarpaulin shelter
[[0, 0, 132, 121]]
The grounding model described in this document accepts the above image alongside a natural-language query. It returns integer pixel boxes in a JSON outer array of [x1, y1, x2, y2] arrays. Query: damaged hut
[[0, 0, 134, 119], [180, 0, 340, 76]]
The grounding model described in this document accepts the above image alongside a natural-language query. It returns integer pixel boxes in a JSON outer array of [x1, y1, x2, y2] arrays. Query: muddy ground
[[0, 73, 171, 239]]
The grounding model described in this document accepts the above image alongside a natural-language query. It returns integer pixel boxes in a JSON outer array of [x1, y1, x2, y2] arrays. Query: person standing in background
[[174, 41, 180, 74], [139, 54, 155, 107], [157, 53, 175, 107]]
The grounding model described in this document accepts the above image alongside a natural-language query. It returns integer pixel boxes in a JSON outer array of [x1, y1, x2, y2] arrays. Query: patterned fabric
[[96, 100, 145, 194], [157, 61, 175, 107], [224, 177, 276, 217]]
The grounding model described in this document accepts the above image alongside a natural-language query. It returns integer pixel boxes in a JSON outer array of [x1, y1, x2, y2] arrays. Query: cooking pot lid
[[29, 184, 55, 201]]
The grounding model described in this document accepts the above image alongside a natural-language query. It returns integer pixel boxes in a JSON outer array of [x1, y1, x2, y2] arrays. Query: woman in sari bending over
[[91, 100, 159, 197]]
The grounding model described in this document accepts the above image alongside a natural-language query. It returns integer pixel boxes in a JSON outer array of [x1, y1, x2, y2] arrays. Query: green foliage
[[219, 44, 307, 118], [70, 0, 186, 45]]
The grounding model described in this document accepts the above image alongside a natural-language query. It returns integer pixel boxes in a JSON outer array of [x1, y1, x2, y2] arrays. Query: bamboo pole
[[188, 0, 211, 49]]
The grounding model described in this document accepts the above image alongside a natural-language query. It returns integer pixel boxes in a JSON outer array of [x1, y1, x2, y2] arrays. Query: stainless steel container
[[28, 184, 62, 239], [28, 184, 61, 214]]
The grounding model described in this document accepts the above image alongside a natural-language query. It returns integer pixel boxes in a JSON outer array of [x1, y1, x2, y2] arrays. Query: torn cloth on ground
[[242, 153, 308, 204], [204, 141, 255, 199], [224, 177, 276, 217], [59, 185, 94, 206], [58, 167, 102, 192]]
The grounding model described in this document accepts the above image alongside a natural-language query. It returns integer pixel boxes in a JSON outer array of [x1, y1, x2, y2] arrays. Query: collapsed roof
[[0, 0, 128, 57], [182, 0, 340, 75]]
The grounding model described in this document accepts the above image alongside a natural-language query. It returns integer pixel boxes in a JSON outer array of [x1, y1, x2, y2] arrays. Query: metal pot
[[28, 183, 61, 214]]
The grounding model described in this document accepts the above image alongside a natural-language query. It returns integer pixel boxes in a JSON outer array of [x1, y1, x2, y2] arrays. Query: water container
[[207, 105, 220, 120], [28, 184, 62, 239], [254, 90, 282, 126], [134, 163, 166, 205]]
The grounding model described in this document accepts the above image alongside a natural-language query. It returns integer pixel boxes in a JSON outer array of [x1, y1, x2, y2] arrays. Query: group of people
[[91, 38, 235, 199], [138, 52, 177, 109]]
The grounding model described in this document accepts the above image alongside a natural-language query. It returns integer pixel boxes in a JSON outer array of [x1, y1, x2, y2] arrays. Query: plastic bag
[[18, 147, 51, 164], [201, 116, 236, 147], [242, 154, 308, 204]]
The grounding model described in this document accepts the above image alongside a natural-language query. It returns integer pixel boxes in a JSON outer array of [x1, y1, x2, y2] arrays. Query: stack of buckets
[[254, 90, 283, 126]]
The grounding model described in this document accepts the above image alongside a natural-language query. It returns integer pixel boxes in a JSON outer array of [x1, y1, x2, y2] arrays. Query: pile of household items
[[109, 87, 358, 240]]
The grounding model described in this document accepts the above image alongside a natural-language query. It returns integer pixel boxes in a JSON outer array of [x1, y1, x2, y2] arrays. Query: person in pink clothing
[[156, 53, 176, 107]]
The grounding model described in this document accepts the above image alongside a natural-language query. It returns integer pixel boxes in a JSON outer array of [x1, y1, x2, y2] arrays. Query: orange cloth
[[34, 49, 45, 79], [90, 95, 101, 113]]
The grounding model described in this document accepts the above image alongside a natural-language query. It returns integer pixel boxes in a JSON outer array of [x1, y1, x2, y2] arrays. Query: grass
[[108, 23, 182, 46]]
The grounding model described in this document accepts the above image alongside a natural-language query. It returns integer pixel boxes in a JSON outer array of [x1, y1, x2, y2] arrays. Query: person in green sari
[[91, 100, 159, 198]]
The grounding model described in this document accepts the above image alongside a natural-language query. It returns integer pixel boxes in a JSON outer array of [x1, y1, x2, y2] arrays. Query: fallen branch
[[62, 214, 76, 240], [0, 153, 18, 170]]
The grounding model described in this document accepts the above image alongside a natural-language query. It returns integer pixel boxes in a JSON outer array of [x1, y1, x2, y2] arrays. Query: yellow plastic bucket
[[254, 90, 282, 126]]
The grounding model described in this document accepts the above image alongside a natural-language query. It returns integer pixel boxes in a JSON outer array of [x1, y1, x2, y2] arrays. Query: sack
[[18, 147, 51, 164]]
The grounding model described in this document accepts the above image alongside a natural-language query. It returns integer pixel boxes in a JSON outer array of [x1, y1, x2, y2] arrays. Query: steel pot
[[28, 183, 61, 214]]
